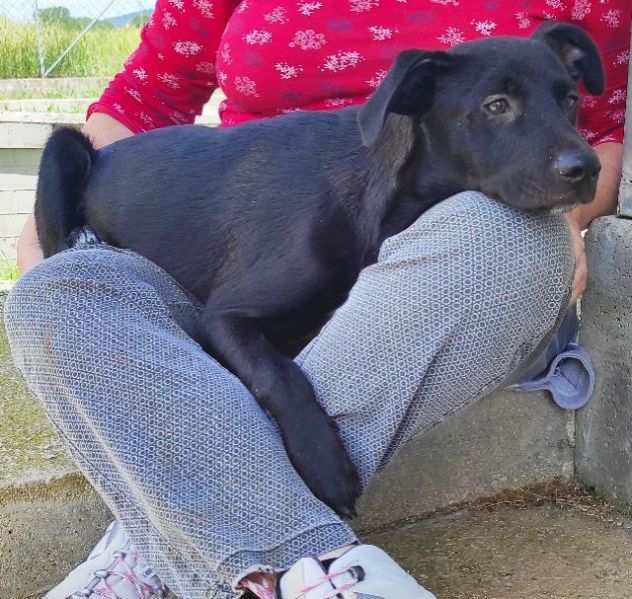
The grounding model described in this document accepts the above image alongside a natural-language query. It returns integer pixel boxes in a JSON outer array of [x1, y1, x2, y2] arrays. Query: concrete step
[[0, 285, 578, 598], [365, 491, 632, 598]]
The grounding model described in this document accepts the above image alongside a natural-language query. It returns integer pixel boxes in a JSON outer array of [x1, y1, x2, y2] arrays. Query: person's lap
[[4, 191, 574, 598]]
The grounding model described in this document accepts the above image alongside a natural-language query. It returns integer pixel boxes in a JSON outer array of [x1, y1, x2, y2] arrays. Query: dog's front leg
[[200, 312, 361, 518]]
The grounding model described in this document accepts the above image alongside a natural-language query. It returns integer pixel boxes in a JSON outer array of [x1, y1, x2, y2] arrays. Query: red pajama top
[[89, 0, 630, 146]]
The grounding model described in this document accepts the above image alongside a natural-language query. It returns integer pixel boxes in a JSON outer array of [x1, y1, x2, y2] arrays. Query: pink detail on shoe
[[241, 578, 277, 599]]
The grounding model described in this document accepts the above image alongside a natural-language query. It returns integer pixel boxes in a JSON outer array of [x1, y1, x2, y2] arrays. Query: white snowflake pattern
[[545, 0, 565, 9], [297, 1, 323, 15], [244, 29, 273, 45], [139, 112, 154, 127], [366, 69, 388, 88], [437, 27, 465, 47], [236, 0, 249, 13], [125, 87, 142, 102], [515, 11, 531, 29], [607, 109, 625, 124], [608, 89, 626, 104], [615, 50, 630, 65], [234, 75, 259, 97], [601, 8, 621, 27], [157, 53, 165, 61], [173, 41, 203, 56], [157, 73, 181, 89], [265, 6, 289, 24], [168, 0, 185, 11], [349, 0, 380, 12], [368, 26, 397, 41], [217, 71, 228, 84], [471, 20, 497, 36], [220, 43, 232, 64], [571, 0, 591, 20], [581, 95, 597, 108], [579, 128, 597, 140], [133, 67, 148, 82], [543, 11, 557, 19], [162, 11, 176, 29], [324, 97, 355, 107], [195, 61, 215, 74], [321, 50, 364, 72], [193, 0, 214, 18], [275, 62, 304, 79], [431, 0, 459, 5], [113, 103, 125, 114], [290, 29, 327, 50]]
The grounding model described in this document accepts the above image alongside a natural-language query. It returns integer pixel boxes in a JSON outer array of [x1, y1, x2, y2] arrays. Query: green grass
[[0, 261, 19, 281], [0, 17, 140, 79]]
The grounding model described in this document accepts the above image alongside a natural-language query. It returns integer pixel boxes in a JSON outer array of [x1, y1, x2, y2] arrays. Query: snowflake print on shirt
[[608, 89, 626, 104], [265, 7, 289, 24], [349, 0, 380, 13], [471, 20, 497, 36], [615, 49, 630, 65], [192, 0, 214, 18], [162, 10, 177, 29], [275, 62, 304, 78], [89, 0, 629, 149], [244, 29, 273, 45], [515, 11, 531, 28], [157, 72, 181, 88], [173, 41, 203, 56], [290, 29, 327, 49], [572, 0, 592, 20], [234, 75, 259, 96], [368, 26, 397, 40], [601, 8, 621, 27], [366, 69, 388, 88], [297, 2, 322, 16], [321, 50, 363, 71], [195, 61, 215, 75], [438, 27, 465, 46]]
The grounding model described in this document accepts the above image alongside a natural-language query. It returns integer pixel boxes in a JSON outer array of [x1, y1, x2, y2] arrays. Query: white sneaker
[[278, 544, 437, 598], [44, 521, 169, 599]]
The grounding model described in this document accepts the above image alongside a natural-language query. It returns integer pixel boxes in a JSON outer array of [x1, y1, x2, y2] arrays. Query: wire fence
[[0, 1, 154, 79]]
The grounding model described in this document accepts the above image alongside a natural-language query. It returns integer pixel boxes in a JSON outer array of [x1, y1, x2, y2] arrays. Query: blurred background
[[0, 0, 153, 80]]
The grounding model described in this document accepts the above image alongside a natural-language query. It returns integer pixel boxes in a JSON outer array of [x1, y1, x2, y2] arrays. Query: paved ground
[[365, 492, 632, 599]]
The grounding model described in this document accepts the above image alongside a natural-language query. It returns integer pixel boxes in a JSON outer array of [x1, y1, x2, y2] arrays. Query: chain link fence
[[0, 0, 155, 78]]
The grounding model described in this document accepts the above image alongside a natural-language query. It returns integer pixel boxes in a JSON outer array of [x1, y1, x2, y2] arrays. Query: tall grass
[[0, 17, 140, 79]]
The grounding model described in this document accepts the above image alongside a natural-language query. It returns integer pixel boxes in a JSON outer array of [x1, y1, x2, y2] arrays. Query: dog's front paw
[[280, 412, 362, 519]]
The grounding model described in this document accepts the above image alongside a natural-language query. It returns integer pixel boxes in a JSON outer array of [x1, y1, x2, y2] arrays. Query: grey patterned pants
[[5, 192, 573, 599]]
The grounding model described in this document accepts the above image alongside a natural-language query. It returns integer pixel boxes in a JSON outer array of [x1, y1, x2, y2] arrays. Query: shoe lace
[[294, 565, 365, 599], [68, 549, 167, 599]]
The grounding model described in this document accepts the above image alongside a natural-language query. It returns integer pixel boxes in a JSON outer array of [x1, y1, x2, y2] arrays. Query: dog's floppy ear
[[358, 49, 460, 146], [532, 22, 604, 95]]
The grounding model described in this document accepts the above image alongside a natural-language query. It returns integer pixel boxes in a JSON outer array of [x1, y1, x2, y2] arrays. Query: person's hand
[[565, 214, 587, 305], [16, 113, 134, 274]]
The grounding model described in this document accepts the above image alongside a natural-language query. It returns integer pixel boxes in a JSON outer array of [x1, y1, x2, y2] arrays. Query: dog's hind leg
[[199, 312, 361, 518]]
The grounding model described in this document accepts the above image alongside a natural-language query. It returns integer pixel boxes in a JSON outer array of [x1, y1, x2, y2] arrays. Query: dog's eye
[[565, 93, 579, 109], [484, 97, 510, 115]]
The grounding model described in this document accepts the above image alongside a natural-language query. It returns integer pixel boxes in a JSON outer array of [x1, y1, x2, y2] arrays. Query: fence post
[[617, 28, 632, 216], [32, 0, 46, 78]]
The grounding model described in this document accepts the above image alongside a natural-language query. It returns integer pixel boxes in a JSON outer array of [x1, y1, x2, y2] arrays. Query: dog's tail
[[35, 127, 96, 258]]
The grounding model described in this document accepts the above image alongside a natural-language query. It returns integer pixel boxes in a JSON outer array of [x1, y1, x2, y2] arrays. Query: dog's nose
[[554, 150, 601, 184]]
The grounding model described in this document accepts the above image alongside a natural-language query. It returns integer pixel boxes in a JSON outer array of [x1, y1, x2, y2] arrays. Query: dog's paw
[[280, 413, 362, 519]]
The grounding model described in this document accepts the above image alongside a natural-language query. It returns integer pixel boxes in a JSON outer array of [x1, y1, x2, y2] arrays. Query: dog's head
[[358, 22, 605, 212]]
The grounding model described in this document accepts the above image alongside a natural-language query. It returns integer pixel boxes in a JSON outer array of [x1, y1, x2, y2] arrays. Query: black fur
[[35, 23, 604, 518]]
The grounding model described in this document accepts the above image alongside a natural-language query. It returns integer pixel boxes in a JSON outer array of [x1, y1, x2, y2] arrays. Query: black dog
[[35, 22, 604, 518]]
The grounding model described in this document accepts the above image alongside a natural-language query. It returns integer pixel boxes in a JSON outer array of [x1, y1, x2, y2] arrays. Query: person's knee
[[379, 190, 574, 356]]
